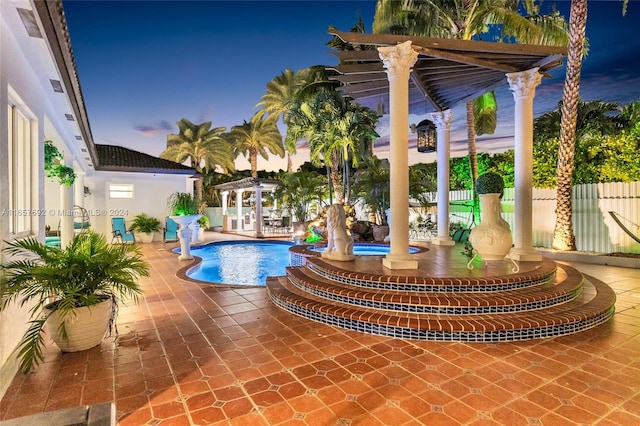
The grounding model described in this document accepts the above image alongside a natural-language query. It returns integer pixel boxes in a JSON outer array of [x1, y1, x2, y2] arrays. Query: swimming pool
[[179, 240, 423, 286], [182, 240, 293, 286]]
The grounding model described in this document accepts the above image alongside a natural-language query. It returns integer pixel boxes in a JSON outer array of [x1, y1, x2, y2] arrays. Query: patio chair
[[111, 217, 135, 244], [277, 216, 291, 234], [164, 216, 179, 242]]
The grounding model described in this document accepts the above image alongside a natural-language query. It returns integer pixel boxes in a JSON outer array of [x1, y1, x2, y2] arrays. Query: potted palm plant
[[166, 192, 202, 259], [0, 231, 149, 373], [129, 213, 161, 243]]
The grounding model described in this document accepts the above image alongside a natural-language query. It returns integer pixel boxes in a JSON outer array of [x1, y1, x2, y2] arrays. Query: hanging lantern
[[416, 119, 437, 153]]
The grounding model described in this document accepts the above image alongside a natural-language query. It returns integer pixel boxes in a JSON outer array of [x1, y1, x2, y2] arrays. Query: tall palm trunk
[[194, 177, 203, 203], [553, 0, 587, 251], [287, 153, 293, 173], [330, 152, 342, 203], [466, 100, 478, 181], [250, 149, 258, 178]]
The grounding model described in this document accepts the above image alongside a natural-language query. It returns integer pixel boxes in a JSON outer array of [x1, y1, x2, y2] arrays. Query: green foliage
[[167, 192, 199, 216], [227, 111, 284, 178], [274, 170, 328, 222], [161, 118, 235, 174], [197, 215, 210, 228], [353, 157, 390, 225], [0, 231, 149, 373], [474, 92, 497, 136], [489, 150, 515, 187], [475, 172, 504, 195], [129, 213, 161, 234], [44, 140, 76, 187]]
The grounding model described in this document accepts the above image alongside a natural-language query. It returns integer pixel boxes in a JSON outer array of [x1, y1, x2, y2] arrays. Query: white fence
[[425, 182, 640, 254]]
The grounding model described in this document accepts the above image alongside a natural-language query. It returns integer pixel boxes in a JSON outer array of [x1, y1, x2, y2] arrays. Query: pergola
[[214, 177, 281, 237], [327, 29, 567, 269]]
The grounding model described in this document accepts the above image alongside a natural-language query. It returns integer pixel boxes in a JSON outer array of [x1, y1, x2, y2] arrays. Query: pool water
[[179, 241, 415, 286], [308, 244, 419, 255], [184, 241, 293, 286]]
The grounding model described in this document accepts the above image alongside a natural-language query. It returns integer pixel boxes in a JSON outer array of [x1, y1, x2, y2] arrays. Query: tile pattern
[[269, 246, 617, 342], [1, 235, 639, 425]]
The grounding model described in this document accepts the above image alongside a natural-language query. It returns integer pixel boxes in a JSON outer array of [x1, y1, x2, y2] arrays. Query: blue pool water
[[180, 241, 414, 286], [183, 241, 293, 286], [308, 245, 419, 255]]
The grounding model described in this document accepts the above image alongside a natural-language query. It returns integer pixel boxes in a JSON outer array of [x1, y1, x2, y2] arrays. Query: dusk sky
[[62, 0, 640, 172]]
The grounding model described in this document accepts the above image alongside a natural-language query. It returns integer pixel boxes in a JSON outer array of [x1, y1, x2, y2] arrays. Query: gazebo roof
[[213, 177, 281, 192], [327, 29, 567, 114]]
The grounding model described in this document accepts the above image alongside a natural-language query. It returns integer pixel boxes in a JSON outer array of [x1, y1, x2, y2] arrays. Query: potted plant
[[0, 231, 149, 373], [167, 192, 199, 217], [44, 140, 76, 187], [468, 172, 512, 261], [129, 213, 161, 243], [166, 192, 202, 259]]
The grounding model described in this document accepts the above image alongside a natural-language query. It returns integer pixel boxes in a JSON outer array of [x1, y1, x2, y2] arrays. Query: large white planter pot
[[136, 232, 154, 243], [191, 223, 201, 244], [170, 215, 202, 260], [46, 298, 112, 352], [469, 193, 512, 261]]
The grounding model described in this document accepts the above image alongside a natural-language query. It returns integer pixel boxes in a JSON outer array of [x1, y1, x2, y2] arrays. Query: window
[[8, 104, 34, 237], [109, 184, 134, 199]]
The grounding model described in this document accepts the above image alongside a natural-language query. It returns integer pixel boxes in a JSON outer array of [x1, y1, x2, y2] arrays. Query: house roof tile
[[96, 144, 196, 175]]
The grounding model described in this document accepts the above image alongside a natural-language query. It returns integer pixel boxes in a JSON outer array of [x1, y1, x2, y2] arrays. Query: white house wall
[[84, 171, 192, 242], [0, 0, 85, 397]]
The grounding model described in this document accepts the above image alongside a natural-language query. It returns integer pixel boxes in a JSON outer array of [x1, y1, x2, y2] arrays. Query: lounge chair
[[111, 217, 135, 244], [164, 216, 179, 242]]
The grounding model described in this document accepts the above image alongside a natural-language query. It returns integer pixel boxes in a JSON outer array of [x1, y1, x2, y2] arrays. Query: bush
[[475, 172, 504, 195]]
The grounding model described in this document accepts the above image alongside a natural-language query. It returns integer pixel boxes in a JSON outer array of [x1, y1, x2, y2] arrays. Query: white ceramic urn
[[468, 193, 512, 261]]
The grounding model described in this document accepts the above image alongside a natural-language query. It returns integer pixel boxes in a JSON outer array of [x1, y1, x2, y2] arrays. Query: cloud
[[134, 120, 173, 137]]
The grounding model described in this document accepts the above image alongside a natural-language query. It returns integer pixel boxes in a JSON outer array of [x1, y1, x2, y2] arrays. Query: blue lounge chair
[[164, 217, 179, 242], [111, 217, 135, 244]]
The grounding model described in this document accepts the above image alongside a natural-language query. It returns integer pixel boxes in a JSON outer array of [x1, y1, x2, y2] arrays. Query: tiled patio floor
[[1, 233, 639, 425]]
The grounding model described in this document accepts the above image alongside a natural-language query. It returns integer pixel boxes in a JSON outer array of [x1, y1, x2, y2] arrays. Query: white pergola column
[[73, 167, 85, 209], [235, 189, 244, 232], [254, 185, 263, 238], [378, 40, 419, 270], [507, 68, 542, 261], [59, 181, 73, 248], [430, 110, 455, 246], [221, 191, 229, 215]]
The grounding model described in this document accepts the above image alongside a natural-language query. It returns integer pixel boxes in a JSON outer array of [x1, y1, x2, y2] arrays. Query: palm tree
[[160, 118, 234, 201], [273, 170, 328, 222], [373, 0, 568, 182], [227, 111, 285, 178], [257, 66, 337, 172], [353, 156, 390, 225], [287, 89, 378, 203], [552, 0, 629, 250], [552, 0, 587, 251]]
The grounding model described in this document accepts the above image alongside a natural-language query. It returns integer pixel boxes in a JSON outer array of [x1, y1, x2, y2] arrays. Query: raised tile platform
[[267, 244, 617, 342]]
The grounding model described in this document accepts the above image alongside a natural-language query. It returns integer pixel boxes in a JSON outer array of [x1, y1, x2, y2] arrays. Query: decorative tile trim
[[267, 277, 616, 342], [286, 267, 582, 315]]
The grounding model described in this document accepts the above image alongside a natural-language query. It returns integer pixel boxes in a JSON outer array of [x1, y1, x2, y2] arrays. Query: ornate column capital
[[506, 68, 542, 99], [378, 40, 419, 80], [430, 109, 453, 130]]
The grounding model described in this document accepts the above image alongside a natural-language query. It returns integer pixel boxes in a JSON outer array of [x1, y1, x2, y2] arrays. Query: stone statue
[[322, 204, 355, 261]]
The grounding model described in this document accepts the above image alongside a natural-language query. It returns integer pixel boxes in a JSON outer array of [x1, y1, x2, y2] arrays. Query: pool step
[[285, 265, 584, 315], [266, 254, 616, 342]]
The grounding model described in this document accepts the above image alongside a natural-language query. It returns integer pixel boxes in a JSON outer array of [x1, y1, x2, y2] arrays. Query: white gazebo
[[214, 177, 282, 238]]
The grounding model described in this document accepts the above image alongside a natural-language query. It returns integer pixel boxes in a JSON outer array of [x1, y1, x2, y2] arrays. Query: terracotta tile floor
[[1, 233, 639, 425]]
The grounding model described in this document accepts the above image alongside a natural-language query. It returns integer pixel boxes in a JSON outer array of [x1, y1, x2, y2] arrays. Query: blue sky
[[62, 0, 640, 171]]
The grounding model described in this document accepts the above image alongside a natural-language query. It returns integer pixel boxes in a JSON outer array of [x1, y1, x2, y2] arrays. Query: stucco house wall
[[0, 1, 194, 398]]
